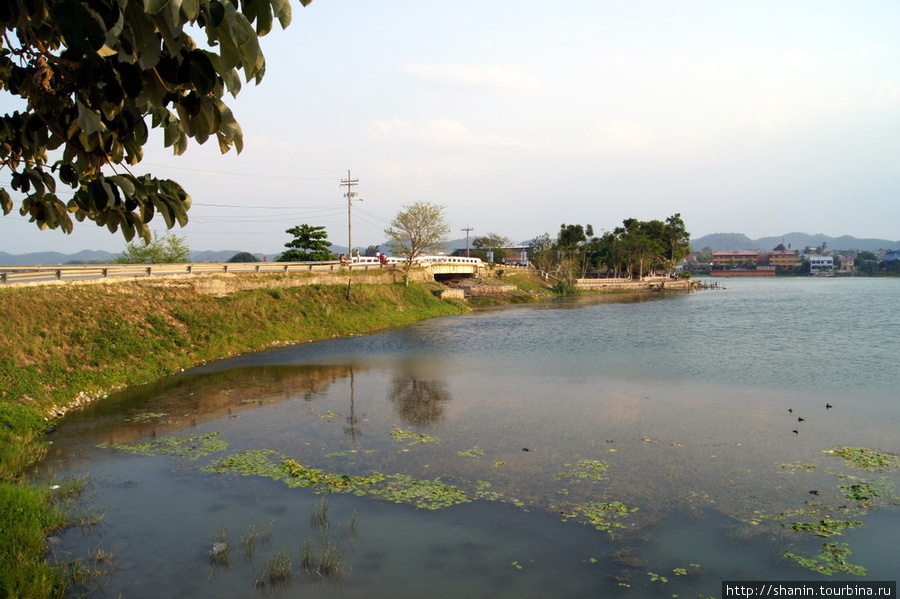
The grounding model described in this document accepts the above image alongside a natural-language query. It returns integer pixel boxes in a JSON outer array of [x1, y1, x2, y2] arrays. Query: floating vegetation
[[779, 461, 817, 472], [839, 480, 896, 503], [367, 474, 469, 510], [390, 427, 439, 446], [103, 432, 227, 461], [784, 542, 867, 576], [125, 412, 169, 422], [457, 447, 484, 458], [473, 481, 503, 501], [822, 446, 900, 470], [559, 459, 610, 481], [203, 450, 469, 510], [789, 518, 863, 537], [566, 501, 639, 535]]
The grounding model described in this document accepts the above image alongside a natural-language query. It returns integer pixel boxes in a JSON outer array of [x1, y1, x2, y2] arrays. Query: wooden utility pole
[[461, 225, 474, 257], [340, 170, 359, 259]]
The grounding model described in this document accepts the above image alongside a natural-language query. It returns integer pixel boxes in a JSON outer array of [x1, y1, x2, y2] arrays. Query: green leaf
[[144, 0, 169, 15], [0, 188, 12, 215], [53, 0, 106, 53], [76, 100, 107, 135]]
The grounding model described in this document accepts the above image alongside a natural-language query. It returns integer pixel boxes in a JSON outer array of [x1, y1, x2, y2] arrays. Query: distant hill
[[691, 232, 899, 253]]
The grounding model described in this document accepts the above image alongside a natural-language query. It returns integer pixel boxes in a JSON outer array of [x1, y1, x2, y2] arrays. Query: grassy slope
[[0, 276, 468, 598]]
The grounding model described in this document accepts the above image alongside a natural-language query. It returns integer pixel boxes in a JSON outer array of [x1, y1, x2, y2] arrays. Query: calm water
[[40, 278, 900, 597]]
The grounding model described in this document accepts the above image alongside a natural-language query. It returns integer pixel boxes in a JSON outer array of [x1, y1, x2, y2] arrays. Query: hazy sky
[[3, 0, 900, 255]]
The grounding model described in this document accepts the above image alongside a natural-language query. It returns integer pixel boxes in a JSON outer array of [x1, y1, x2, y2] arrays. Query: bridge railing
[[0, 255, 484, 286], [0, 261, 398, 285]]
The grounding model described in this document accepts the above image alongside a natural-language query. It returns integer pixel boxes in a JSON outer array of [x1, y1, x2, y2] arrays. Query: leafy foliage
[[472, 233, 512, 264], [277, 224, 332, 262], [227, 251, 259, 263], [1, 0, 313, 242], [114, 231, 191, 263], [384, 201, 450, 285]]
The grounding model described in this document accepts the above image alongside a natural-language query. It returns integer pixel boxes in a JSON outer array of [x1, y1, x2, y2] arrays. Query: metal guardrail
[[0, 255, 484, 286], [0, 261, 388, 285]]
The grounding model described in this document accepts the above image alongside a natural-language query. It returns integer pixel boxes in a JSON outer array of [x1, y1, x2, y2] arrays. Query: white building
[[809, 255, 833, 274]]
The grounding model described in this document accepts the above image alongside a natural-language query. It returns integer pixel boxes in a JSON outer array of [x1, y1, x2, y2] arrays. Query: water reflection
[[387, 359, 452, 426]]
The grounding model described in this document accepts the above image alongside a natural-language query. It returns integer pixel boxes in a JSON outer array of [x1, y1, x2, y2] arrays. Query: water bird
[[521, 448, 530, 452], [792, 430, 799, 434], [788, 408, 793, 414], [809, 490, 819, 495], [797, 417, 804, 422], [826, 403, 832, 409]]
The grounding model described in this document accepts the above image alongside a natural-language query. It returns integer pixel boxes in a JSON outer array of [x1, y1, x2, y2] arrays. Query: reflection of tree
[[388, 375, 452, 426]]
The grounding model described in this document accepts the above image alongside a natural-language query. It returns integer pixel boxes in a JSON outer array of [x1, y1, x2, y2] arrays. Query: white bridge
[[0, 255, 483, 285]]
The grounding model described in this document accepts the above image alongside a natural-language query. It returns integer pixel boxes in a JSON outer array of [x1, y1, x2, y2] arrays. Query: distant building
[[768, 250, 799, 269], [808, 255, 833, 274], [884, 250, 900, 262]]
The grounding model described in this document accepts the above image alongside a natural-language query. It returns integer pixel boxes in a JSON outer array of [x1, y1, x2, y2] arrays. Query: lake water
[[40, 277, 900, 597]]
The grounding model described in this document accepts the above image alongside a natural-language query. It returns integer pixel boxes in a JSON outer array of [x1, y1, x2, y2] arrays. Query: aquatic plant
[[784, 542, 867, 576], [789, 518, 863, 537], [301, 538, 345, 582], [265, 550, 292, 584], [822, 446, 900, 470], [203, 450, 469, 510], [124, 412, 169, 422], [567, 501, 639, 535], [311, 497, 330, 532], [390, 427, 439, 446], [839, 480, 895, 503], [241, 524, 257, 558], [208, 526, 230, 568], [367, 474, 469, 510], [559, 459, 610, 481], [457, 447, 484, 458], [103, 432, 227, 461]]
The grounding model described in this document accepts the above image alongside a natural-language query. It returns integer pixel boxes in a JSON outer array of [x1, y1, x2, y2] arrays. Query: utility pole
[[340, 170, 359, 259], [461, 225, 474, 257]]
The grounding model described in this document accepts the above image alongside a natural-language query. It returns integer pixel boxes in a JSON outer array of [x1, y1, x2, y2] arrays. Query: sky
[[3, 0, 900, 255]]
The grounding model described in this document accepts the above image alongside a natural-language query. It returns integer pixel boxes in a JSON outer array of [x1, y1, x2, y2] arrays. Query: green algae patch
[[784, 542, 867, 576], [839, 480, 896, 503], [125, 412, 170, 423], [390, 427, 439, 446], [457, 447, 484, 458], [203, 450, 469, 510], [366, 474, 469, 510], [102, 432, 227, 460], [559, 459, 610, 481], [790, 518, 863, 537], [822, 446, 900, 470], [565, 501, 639, 535]]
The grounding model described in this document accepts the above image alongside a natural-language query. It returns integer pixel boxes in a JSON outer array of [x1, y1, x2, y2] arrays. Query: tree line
[[528, 214, 691, 287]]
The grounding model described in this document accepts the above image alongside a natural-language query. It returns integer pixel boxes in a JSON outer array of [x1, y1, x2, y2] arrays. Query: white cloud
[[875, 83, 900, 106], [781, 50, 817, 69], [370, 118, 529, 148], [401, 63, 541, 93], [594, 120, 654, 151]]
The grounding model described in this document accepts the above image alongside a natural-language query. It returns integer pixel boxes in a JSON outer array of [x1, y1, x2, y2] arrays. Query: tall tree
[[472, 233, 512, 264], [528, 232, 556, 279], [114, 231, 190, 263], [384, 201, 450, 285], [277, 224, 332, 262], [1, 0, 313, 243]]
